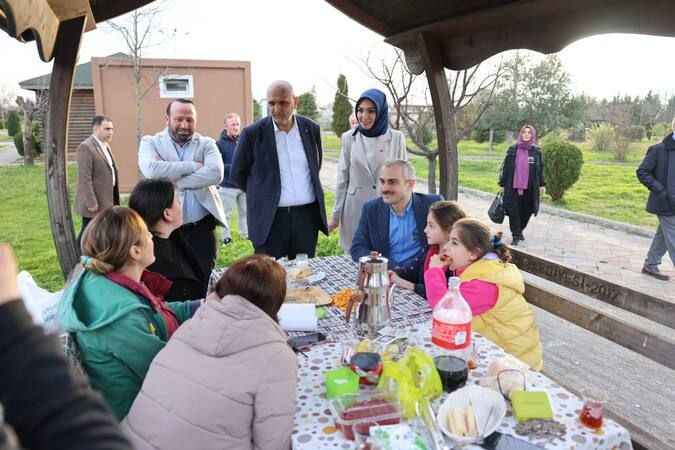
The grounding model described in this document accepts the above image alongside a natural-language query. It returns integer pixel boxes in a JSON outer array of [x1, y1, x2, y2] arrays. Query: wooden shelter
[[1, 0, 675, 278]]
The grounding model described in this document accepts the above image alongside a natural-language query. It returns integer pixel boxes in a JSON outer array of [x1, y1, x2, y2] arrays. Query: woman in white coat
[[329, 89, 407, 252]]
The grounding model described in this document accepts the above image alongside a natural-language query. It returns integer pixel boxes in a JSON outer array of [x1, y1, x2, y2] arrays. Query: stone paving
[[0, 142, 20, 165], [320, 159, 675, 305]]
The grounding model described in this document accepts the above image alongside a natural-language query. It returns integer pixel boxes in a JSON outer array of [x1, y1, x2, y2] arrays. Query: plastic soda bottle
[[431, 277, 472, 360]]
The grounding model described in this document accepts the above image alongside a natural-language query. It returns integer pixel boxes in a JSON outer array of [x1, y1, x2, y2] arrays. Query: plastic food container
[[324, 367, 360, 399], [329, 392, 401, 441]]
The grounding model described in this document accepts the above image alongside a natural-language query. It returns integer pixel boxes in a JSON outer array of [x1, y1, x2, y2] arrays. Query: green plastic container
[[324, 367, 360, 399]]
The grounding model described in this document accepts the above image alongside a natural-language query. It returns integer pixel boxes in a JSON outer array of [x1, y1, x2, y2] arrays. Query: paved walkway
[[0, 142, 20, 165], [319, 159, 675, 305]]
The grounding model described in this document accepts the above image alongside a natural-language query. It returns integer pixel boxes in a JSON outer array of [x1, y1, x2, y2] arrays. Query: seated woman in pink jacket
[[122, 255, 297, 450], [425, 218, 543, 369]]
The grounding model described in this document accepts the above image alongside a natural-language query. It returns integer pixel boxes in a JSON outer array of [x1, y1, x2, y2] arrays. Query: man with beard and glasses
[[350, 160, 442, 296], [138, 98, 227, 274]]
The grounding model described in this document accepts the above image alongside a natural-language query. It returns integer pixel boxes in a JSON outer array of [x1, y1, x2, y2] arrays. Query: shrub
[[472, 127, 505, 144], [620, 125, 645, 141], [612, 132, 631, 162], [14, 122, 43, 157], [6, 111, 20, 137], [651, 122, 671, 140], [567, 125, 586, 142], [542, 140, 583, 201], [540, 129, 566, 147], [0, 119, 5, 129], [588, 123, 615, 152]]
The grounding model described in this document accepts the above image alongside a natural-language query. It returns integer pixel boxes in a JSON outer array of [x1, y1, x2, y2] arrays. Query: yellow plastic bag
[[377, 346, 443, 419]]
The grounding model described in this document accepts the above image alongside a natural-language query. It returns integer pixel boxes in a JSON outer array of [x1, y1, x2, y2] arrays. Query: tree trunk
[[427, 156, 437, 194], [489, 128, 494, 152], [417, 33, 458, 200], [22, 112, 34, 166]]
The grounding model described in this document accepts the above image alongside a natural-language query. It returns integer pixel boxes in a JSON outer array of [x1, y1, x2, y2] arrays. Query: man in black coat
[[230, 81, 327, 259], [636, 119, 675, 281]]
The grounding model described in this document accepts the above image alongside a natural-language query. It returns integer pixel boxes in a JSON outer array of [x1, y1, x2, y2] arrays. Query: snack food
[[288, 266, 312, 280], [338, 398, 400, 440], [447, 405, 478, 437], [331, 288, 356, 310]]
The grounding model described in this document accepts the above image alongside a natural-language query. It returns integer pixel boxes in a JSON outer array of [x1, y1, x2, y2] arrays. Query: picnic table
[[288, 255, 633, 450]]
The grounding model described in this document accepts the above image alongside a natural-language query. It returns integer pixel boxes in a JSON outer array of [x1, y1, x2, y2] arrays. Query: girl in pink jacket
[[425, 219, 509, 312], [389, 201, 465, 296]]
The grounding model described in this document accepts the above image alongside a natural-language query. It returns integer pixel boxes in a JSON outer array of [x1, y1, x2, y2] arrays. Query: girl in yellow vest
[[425, 218, 543, 370]]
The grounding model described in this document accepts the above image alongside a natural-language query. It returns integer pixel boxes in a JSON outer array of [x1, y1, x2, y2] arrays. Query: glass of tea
[[579, 389, 607, 430]]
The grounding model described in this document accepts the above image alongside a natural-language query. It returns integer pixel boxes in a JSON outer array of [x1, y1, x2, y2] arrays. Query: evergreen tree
[[332, 74, 352, 137], [253, 99, 262, 121], [297, 90, 319, 120], [6, 111, 20, 137]]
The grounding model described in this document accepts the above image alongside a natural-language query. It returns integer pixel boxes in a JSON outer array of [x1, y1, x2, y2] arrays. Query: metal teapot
[[346, 252, 396, 338]]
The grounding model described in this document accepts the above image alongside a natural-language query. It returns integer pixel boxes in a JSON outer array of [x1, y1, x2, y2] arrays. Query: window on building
[[159, 75, 194, 98]]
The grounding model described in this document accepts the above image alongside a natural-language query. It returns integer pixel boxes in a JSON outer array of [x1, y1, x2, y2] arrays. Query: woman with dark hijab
[[499, 124, 545, 246], [329, 88, 408, 252]]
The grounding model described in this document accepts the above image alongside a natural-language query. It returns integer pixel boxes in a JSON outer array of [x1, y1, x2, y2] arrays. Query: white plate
[[437, 385, 507, 444]]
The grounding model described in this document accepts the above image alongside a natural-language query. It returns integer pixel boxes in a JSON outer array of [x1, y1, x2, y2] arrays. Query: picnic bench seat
[[526, 273, 675, 450]]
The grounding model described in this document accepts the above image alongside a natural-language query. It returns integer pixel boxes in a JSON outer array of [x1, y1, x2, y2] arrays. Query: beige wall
[[91, 57, 252, 192]]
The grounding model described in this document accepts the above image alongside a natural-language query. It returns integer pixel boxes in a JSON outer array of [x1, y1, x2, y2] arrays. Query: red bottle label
[[431, 318, 472, 350]]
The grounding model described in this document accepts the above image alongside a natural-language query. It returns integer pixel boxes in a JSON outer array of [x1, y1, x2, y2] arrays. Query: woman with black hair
[[129, 179, 210, 301]]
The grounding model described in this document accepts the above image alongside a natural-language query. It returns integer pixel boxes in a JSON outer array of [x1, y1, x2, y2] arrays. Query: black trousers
[[255, 202, 321, 260], [181, 214, 217, 273], [77, 216, 93, 249], [508, 188, 535, 238]]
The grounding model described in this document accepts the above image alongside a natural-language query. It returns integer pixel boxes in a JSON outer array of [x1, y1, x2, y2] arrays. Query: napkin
[[510, 390, 553, 423], [278, 304, 318, 331]]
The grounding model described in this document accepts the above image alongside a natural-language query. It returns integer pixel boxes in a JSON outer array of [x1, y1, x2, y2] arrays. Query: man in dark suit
[[230, 80, 327, 259], [74, 115, 120, 244], [351, 160, 442, 296]]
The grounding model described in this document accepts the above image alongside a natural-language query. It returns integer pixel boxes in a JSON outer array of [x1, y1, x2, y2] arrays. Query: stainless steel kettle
[[346, 253, 395, 338]]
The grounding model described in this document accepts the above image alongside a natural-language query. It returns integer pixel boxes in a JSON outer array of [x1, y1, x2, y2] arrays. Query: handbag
[[488, 190, 505, 224]]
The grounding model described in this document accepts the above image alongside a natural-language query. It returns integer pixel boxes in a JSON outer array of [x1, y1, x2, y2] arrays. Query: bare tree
[[365, 49, 503, 194], [15, 94, 48, 166], [107, 1, 178, 145], [0, 83, 17, 123]]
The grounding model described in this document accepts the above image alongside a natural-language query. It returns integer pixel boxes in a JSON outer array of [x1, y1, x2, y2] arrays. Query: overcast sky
[[2, 0, 675, 104]]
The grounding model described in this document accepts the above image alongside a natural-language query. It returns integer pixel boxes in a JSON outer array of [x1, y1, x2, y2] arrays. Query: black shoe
[[642, 265, 670, 281], [222, 237, 233, 246], [512, 236, 520, 246], [520, 233, 525, 241]]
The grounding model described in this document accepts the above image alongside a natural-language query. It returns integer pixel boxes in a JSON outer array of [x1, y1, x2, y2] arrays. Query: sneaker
[[222, 237, 233, 246], [641, 265, 670, 281]]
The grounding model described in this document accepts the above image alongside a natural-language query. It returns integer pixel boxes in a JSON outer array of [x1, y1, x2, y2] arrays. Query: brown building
[[20, 53, 252, 191]]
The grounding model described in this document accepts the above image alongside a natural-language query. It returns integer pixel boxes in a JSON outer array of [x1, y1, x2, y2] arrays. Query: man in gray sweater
[[138, 99, 227, 273]]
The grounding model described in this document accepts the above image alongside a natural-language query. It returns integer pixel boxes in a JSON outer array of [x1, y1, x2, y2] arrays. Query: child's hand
[[0, 244, 20, 305], [429, 254, 446, 269], [388, 270, 414, 291]]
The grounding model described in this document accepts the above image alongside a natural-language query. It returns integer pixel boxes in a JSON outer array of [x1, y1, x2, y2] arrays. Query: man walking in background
[[637, 117, 675, 281], [230, 80, 327, 259], [138, 98, 226, 272], [75, 115, 119, 244], [216, 112, 247, 244]]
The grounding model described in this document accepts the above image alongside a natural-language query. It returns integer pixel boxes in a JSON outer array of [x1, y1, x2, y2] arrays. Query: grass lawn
[[0, 165, 343, 291], [0, 133, 657, 292]]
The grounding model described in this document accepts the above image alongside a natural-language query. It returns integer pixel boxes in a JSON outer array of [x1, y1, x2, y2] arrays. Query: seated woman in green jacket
[[58, 206, 199, 420]]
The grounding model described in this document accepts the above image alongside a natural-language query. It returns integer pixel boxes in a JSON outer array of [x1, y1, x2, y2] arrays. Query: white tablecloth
[[290, 256, 633, 450]]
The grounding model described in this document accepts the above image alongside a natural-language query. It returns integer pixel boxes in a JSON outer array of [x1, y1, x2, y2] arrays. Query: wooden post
[[417, 32, 457, 200], [45, 16, 86, 278]]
